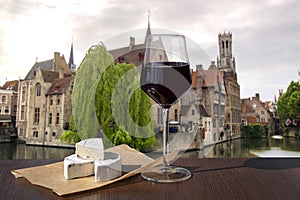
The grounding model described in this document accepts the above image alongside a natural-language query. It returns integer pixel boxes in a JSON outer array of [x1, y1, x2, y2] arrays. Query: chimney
[[129, 37, 135, 50], [255, 93, 260, 100], [209, 61, 216, 69], [196, 64, 203, 72]]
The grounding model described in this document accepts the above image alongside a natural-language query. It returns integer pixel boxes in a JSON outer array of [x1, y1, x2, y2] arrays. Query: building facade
[[217, 32, 241, 137], [0, 80, 18, 127], [241, 93, 270, 126], [16, 52, 74, 146]]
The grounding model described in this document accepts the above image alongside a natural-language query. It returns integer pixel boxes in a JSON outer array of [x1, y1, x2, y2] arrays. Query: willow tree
[[95, 63, 156, 151], [62, 44, 156, 151]]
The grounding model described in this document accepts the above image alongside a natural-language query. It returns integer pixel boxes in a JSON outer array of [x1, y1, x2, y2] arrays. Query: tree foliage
[[277, 81, 300, 127], [60, 115, 80, 144], [95, 63, 156, 151], [243, 124, 268, 138], [61, 44, 156, 151]]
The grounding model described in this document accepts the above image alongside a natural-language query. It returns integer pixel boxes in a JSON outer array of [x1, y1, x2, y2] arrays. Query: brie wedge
[[75, 138, 104, 161], [95, 152, 122, 182], [64, 154, 94, 180]]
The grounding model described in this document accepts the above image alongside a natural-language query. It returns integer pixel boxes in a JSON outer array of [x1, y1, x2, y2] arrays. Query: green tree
[[95, 63, 156, 151], [277, 81, 300, 127], [60, 115, 81, 144]]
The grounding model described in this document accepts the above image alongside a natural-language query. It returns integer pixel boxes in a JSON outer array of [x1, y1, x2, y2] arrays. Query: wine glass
[[140, 34, 192, 182]]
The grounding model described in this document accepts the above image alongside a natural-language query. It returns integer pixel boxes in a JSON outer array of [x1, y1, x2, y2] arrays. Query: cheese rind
[[95, 152, 122, 182], [75, 138, 104, 160], [64, 154, 94, 180]]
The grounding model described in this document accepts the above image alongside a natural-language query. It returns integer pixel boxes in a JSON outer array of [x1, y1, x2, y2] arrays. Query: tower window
[[222, 41, 225, 49], [226, 41, 229, 48], [36, 83, 41, 96]]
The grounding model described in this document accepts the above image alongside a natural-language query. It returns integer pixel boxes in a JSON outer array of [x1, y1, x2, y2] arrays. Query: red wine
[[140, 62, 192, 109]]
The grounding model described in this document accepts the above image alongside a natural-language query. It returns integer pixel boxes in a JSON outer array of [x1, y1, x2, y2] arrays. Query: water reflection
[[1, 137, 299, 160], [184, 137, 300, 158], [0, 143, 74, 160]]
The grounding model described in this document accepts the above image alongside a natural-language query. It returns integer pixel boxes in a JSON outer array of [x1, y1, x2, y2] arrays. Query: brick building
[[241, 93, 270, 126], [217, 32, 241, 137], [0, 80, 18, 127]]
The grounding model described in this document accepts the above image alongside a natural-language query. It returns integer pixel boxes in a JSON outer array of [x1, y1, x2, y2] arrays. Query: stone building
[[187, 61, 226, 141], [217, 32, 241, 137], [16, 52, 74, 146], [108, 21, 180, 127], [0, 80, 18, 127], [241, 93, 270, 126]]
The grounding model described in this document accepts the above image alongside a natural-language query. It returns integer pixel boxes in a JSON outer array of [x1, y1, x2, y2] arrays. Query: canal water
[[0, 137, 300, 160]]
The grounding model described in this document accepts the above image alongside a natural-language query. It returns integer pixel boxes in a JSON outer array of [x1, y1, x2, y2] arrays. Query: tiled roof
[[25, 59, 54, 80], [40, 69, 59, 83], [109, 43, 145, 60], [203, 69, 217, 87], [199, 104, 210, 117], [1, 80, 18, 91], [46, 76, 72, 95]]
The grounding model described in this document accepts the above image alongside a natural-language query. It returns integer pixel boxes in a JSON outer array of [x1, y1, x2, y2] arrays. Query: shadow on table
[[190, 158, 300, 174]]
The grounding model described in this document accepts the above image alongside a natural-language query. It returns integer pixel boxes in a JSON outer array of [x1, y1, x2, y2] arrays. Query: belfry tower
[[217, 32, 241, 137], [217, 32, 236, 72]]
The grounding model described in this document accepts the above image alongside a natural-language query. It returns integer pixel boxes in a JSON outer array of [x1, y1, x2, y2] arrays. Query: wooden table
[[0, 158, 299, 200]]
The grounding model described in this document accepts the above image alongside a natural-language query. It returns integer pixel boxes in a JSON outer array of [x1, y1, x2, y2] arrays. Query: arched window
[[226, 41, 229, 48], [21, 86, 26, 103], [36, 83, 41, 96], [222, 41, 225, 49]]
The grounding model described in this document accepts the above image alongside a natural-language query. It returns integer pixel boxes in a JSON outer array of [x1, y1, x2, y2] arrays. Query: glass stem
[[162, 108, 170, 169]]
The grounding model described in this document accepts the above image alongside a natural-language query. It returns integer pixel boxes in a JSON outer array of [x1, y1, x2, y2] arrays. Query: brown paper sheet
[[11, 144, 161, 196]]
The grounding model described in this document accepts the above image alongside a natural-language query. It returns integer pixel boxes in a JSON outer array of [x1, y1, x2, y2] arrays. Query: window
[[21, 86, 26, 103], [36, 83, 41, 96], [19, 128, 23, 136], [1, 95, 7, 103], [50, 99, 53, 105], [56, 113, 60, 124], [261, 111, 265, 115], [222, 41, 225, 49], [0, 106, 1, 114], [174, 109, 178, 121], [226, 40, 229, 48], [4, 106, 9, 114], [52, 132, 56, 137], [20, 105, 25, 120], [57, 98, 60, 105], [34, 108, 40, 124], [192, 109, 195, 116], [49, 113, 52, 124], [33, 131, 38, 138]]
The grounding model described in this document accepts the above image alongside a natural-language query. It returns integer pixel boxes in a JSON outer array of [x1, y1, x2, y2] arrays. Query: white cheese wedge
[[64, 154, 94, 180], [75, 138, 104, 161], [95, 152, 122, 182]]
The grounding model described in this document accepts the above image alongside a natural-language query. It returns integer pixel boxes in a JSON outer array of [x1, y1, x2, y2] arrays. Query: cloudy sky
[[0, 0, 299, 101]]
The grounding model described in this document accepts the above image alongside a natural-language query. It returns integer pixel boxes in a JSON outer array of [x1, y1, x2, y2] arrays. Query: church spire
[[145, 10, 152, 43], [68, 38, 76, 72]]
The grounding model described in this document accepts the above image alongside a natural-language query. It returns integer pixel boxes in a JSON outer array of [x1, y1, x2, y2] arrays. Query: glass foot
[[141, 165, 191, 183]]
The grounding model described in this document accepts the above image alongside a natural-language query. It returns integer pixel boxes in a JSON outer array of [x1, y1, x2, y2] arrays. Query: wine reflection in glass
[[140, 34, 192, 182]]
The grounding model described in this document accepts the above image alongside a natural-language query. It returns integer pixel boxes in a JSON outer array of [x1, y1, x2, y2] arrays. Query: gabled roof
[[1, 80, 18, 91], [181, 104, 210, 117], [25, 59, 53, 80], [109, 43, 145, 60], [46, 76, 72, 95]]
